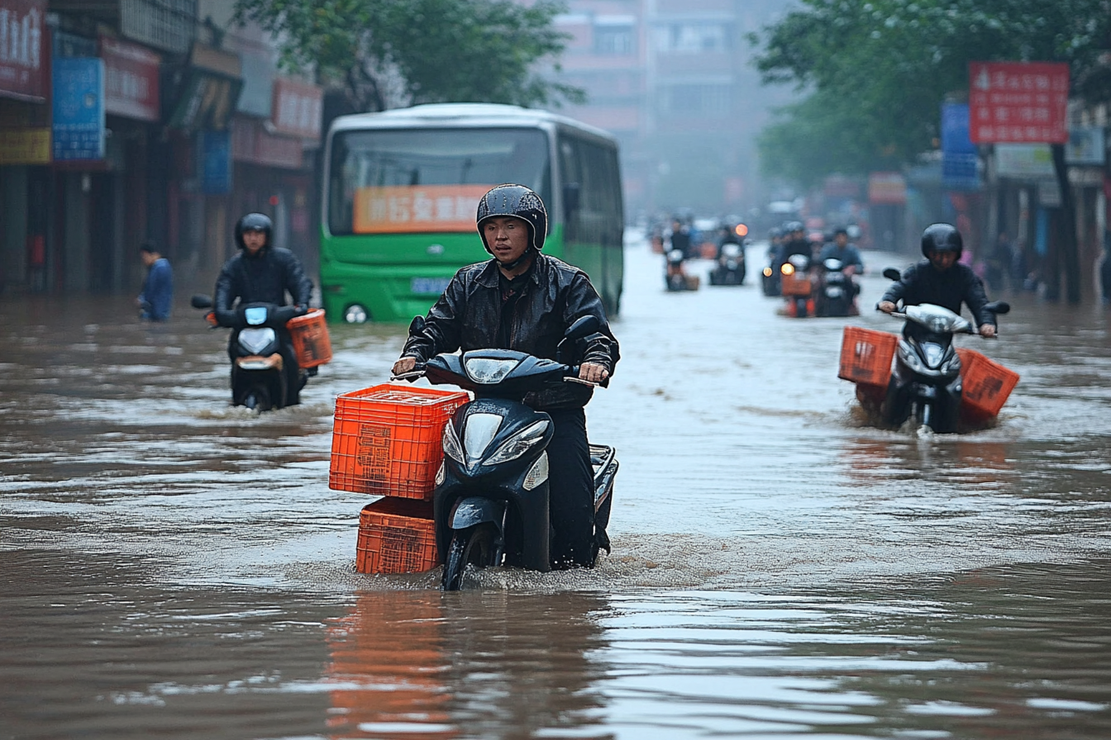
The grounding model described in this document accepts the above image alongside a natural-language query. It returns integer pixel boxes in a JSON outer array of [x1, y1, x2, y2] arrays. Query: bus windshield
[[328, 127, 551, 236]]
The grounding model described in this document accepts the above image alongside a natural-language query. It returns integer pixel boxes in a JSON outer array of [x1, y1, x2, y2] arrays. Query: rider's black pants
[[546, 407, 595, 568]]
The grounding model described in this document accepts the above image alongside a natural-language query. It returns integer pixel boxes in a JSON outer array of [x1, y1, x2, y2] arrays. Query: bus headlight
[[343, 304, 369, 323]]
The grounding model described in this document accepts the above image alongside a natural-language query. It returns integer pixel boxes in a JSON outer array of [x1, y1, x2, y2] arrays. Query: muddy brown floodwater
[[3, 234, 1111, 739]]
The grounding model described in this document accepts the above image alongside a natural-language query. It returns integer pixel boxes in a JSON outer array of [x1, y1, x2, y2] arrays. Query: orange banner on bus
[[353, 184, 492, 234]]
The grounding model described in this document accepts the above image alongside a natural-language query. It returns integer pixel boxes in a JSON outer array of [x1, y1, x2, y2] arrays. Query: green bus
[[321, 103, 624, 323]]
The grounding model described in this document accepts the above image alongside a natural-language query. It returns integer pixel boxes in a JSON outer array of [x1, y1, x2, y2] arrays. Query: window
[[595, 18, 635, 56], [655, 23, 731, 54]]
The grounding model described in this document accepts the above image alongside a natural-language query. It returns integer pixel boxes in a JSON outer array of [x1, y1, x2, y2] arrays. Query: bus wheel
[[343, 304, 369, 323]]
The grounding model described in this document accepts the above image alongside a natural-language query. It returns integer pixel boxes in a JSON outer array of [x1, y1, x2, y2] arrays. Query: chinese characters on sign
[[354, 185, 493, 234], [52, 57, 105, 161], [271, 78, 322, 139], [100, 36, 160, 121], [969, 62, 1069, 144], [0, 0, 46, 100]]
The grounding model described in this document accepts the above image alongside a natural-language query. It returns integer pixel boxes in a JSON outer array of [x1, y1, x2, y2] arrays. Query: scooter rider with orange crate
[[392, 184, 620, 569]]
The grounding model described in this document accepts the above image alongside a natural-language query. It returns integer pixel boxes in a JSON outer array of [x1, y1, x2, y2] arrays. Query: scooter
[[815, 258, 858, 317], [877, 272, 1010, 433], [709, 242, 746, 286], [780, 253, 814, 317], [395, 316, 618, 591], [665, 248, 699, 291], [191, 294, 309, 411]]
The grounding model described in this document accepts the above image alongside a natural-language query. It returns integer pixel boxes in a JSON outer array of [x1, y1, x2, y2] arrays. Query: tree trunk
[[1051, 143, 1081, 303]]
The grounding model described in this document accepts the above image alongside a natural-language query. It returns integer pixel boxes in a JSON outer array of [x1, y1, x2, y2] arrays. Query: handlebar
[[390, 361, 604, 387], [876, 305, 998, 337]]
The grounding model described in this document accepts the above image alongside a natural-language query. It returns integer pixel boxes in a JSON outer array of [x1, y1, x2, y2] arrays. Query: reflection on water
[[5, 243, 1111, 738]]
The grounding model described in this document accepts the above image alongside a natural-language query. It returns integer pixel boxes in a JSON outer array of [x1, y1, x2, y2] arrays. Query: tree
[[750, 0, 1111, 302], [233, 0, 585, 113]]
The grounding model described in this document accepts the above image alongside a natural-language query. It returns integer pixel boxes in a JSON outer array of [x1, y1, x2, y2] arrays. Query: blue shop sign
[[940, 103, 980, 191], [53, 57, 105, 161], [201, 129, 232, 195]]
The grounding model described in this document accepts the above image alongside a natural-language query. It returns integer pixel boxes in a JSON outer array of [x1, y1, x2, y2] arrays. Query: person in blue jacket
[[137, 241, 173, 321]]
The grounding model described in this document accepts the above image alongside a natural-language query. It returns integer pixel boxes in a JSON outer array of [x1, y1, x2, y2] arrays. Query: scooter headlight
[[464, 357, 519, 384], [781, 263, 795, 276], [763, 267, 773, 278], [239, 327, 277, 355], [485, 420, 550, 465], [442, 422, 465, 463]]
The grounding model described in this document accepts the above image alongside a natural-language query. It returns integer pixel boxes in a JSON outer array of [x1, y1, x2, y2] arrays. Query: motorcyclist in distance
[[780, 221, 811, 262], [214, 212, 314, 405], [878, 223, 997, 338], [819, 227, 864, 275]]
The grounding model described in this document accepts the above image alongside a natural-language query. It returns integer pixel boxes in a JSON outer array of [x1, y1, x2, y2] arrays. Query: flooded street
[[4, 233, 1111, 739]]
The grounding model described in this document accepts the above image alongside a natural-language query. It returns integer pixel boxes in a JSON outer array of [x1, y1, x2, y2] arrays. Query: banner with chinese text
[[354, 185, 493, 234], [969, 62, 1069, 144]]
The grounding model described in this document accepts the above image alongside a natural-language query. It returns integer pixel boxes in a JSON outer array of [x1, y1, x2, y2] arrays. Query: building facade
[[0, 0, 323, 297], [553, 0, 796, 220]]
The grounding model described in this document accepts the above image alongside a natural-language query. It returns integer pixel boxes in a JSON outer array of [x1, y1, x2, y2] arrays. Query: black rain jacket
[[214, 247, 313, 322], [401, 253, 619, 410], [881, 260, 996, 327]]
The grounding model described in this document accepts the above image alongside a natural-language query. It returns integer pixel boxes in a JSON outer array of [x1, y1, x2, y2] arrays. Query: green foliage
[[233, 0, 585, 112], [749, 0, 1111, 183]]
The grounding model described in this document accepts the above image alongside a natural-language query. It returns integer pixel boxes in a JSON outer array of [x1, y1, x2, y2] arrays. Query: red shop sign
[[0, 0, 47, 101], [271, 77, 322, 139], [100, 35, 160, 121], [969, 61, 1069, 144]]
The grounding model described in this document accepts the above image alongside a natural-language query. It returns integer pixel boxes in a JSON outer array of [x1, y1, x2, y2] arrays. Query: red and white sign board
[[969, 62, 1069, 144], [271, 77, 322, 139], [100, 36, 160, 121]]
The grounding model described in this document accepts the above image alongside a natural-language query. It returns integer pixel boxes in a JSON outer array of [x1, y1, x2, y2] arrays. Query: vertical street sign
[[969, 61, 1069, 144], [941, 103, 980, 190], [52, 57, 105, 161]]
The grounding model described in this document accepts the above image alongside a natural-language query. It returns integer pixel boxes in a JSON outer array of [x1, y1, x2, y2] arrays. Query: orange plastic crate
[[839, 326, 898, 386], [956, 348, 1019, 418], [330, 383, 469, 498], [780, 271, 811, 296], [356, 497, 439, 574], [287, 309, 333, 368]]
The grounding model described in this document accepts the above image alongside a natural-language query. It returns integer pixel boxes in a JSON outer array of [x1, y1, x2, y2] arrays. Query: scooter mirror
[[882, 267, 902, 281], [985, 301, 1011, 315], [564, 315, 600, 341], [191, 294, 213, 309], [408, 315, 426, 336]]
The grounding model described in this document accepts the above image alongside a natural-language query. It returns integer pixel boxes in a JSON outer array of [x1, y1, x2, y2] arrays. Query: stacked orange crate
[[330, 384, 470, 574]]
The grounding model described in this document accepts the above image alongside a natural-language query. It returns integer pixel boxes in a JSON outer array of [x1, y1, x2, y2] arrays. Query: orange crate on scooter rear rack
[[287, 309, 333, 368], [330, 384, 470, 499], [355, 497, 439, 574], [955, 348, 1019, 419]]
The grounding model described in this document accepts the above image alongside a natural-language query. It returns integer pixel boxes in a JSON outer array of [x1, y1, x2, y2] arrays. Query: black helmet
[[235, 212, 272, 250], [476, 184, 548, 254], [786, 220, 804, 233], [921, 223, 963, 258], [769, 227, 783, 239]]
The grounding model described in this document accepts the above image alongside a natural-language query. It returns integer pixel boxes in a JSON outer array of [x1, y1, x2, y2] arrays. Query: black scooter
[[191, 294, 307, 411], [395, 316, 618, 591], [815, 257, 857, 317], [878, 269, 1009, 433], [709, 242, 746, 285]]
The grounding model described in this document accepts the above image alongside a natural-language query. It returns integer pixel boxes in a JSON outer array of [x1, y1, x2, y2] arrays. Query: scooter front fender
[[450, 496, 506, 530]]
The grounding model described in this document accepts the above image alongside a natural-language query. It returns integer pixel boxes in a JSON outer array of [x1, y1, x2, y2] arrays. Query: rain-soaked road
[[4, 232, 1111, 739]]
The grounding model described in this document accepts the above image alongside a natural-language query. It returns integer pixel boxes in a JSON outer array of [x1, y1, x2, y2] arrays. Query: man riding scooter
[[392, 184, 620, 569], [877, 223, 996, 338], [214, 213, 314, 407], [817, 227, 864, 315]]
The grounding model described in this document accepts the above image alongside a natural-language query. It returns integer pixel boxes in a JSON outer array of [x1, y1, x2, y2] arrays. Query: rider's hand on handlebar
[[979, 324, 996, 338], [392, 356, 418, 378], [877, 301, 896, 314], [579, 362, 609, 384]]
